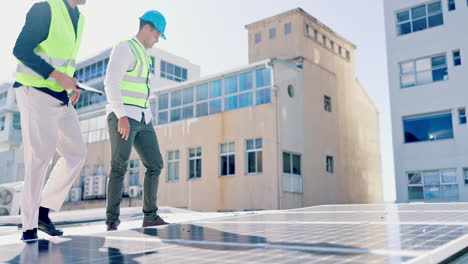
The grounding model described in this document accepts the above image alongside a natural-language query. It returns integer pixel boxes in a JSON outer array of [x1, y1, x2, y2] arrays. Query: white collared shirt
[[104, 36, 152, 124]]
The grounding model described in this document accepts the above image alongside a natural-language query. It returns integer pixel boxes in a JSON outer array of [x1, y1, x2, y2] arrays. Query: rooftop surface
[[1, 203, 468, 263]]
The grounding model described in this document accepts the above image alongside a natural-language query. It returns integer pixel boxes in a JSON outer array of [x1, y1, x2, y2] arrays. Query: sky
[[0, 0, 396, 201]]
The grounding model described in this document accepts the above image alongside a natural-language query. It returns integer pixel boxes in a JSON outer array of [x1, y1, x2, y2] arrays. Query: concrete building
[[384, 0, 467, 202], [0, 8, 382, 212]]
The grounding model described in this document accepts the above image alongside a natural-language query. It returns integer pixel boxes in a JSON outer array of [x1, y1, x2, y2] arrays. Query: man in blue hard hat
[[104, 10, 168, 231]]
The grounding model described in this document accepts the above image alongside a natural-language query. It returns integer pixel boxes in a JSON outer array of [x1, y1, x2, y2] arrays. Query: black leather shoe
[[142, 215, 169, 227], [106, 222, 118, 231], [21, 228, 38, 241], [38, 219, 63, 236]]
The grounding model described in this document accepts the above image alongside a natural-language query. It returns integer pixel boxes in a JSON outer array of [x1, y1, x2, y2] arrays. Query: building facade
[[384, 0, 467, 202]]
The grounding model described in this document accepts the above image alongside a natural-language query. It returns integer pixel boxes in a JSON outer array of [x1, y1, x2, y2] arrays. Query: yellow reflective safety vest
[[119, 39, 152, 108], [15, 0, 85, 93]]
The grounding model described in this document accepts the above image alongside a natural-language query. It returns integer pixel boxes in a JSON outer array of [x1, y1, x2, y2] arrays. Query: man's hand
[[118, 116, 130, 141], [70, 90, 80, 105], [51, 70, 78, 91]]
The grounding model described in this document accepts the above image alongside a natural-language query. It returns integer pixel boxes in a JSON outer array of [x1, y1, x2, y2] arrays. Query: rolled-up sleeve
[[104, 43, 135, 119]]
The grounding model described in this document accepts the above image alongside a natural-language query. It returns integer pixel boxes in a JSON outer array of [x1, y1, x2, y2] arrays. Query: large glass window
[[403, 112, 453, 143], [160, 60, 187, 82], [75, 81, 107, 110], [167, 150, 179, 182], [0, 91, 7, 107], [283, 152, 302, 193], [13, 113, 21, 130], [408, 169, 458, 201], [246, 138, 262, 174], [154, 68, 272, 125], [396, 1, 443, 36], [80, 115, 108, 144], [220, 142, 235, 176], [400, 54, 448, 88], [188, 147, 202, 179]]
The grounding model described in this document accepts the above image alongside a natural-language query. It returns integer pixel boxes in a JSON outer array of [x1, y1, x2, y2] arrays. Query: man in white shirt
[[104, 10, 168, 231]]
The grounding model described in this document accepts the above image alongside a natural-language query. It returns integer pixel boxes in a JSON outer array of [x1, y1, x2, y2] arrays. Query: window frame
[[220, 142, 236, 177], [188, 147, 202, 180], [246, 138, 263, 175], [167, 150, 180, 182]]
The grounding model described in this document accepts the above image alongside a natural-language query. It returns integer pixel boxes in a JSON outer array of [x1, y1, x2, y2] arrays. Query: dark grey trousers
[[106, 112, 164, 224]]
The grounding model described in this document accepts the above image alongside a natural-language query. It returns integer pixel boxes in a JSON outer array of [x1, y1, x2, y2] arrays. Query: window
[[330, 41, 335, 51], [79, 115, 108, 144], [167, 150, 180, 181], [399, 54, 448, 88], [448, 0, 456, 11], [403, 112, 453, 143], [221, 142, 235, 176], [322, 35, 327, 46], [464, 169, 468, 184], [150, 56, 155, 74], [326, 156, 334, 173], [246, 138, 262, 174], [160, 60, 187, 82], [0, 91, 7, 107], [396, 1, 443, 36], [313, 29, 318, 41], [284, 23, 292, 35], [155, 68, 272, 125], [188, 147, 202, 179], [255, 33, 261, 44], [269, 28, 276, 39], [75, 83, 107, 110], [324, 96, 332, 112], [345, 50, 350, 60], [453, 50, 461, 66], [459, 108, 467, 124], [282, 152, 302, 193], [128, 160, 140, 186], [408, 169, 458, 201], [338, 46, 342, 56], [13, 113, 21, 130], [287, 85, 295, 98], [0, 116, 5, 131]]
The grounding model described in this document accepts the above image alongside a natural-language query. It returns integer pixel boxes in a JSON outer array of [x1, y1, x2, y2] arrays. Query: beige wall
[[155, 104, 279, 211], [75, 102, 280, 212]]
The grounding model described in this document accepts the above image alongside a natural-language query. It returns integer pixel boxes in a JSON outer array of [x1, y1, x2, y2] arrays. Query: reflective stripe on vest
[[119, 39, 152, 108], [15, 0, 84, 93]]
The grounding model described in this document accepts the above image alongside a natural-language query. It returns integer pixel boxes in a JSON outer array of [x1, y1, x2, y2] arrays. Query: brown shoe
[[106, 222, 118, 231], [142, 215, 168, 227]]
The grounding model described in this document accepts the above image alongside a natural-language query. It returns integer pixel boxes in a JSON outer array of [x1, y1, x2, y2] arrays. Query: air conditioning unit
[[82, 175, 95, 199], [128, 185, 142, 198], [69, 187, 81, 202], [0, 182, 23, 216], [93, 174, 106, 198]]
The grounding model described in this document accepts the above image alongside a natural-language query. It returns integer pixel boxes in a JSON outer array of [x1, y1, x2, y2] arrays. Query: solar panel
[[0, 203, 467, 263]]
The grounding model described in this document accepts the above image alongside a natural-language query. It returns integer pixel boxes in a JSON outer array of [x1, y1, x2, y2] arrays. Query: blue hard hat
[[140, 10, 167, 40]]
